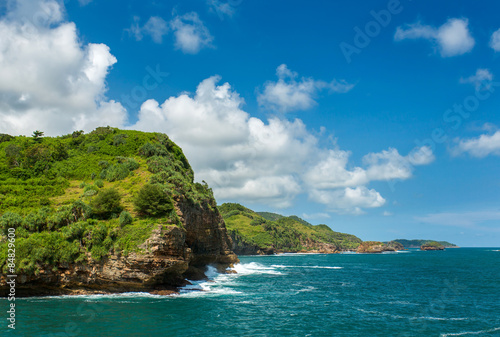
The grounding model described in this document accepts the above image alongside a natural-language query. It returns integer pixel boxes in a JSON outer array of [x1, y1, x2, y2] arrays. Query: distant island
[[420, 241, 445, 251], [386, 239, 458, 249]]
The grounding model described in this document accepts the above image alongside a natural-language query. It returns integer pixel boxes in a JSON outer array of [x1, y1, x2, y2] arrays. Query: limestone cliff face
[[176, 197, 237, 267], [229, 234, 339, 255], [0, 200, 238, 297], [356, 241, 396, 254], [297, 240, 339, 254], [420, 245, 445, 251]]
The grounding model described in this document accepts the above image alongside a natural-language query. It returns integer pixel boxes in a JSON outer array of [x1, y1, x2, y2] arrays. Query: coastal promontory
[[0, 127, 238, 297]]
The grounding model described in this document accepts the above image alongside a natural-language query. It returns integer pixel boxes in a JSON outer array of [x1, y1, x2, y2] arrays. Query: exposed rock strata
[[0, 198, 238, 297], [356, 241, 396, 254]]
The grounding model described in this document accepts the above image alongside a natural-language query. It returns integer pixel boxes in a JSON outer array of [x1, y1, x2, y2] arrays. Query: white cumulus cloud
[[130, 76, 432, 211], [258, 64, 354, 113], [170, 12, 214, 54], [394, 18, 475, 57], [452, 129, 500, 158], [309, 187, 386, 215], [303, 146, 433, 214], [490, 28, 500, 51], [304, 146, 434, 190], [131, 76, 316, 208], [0, 0, 126, 136]]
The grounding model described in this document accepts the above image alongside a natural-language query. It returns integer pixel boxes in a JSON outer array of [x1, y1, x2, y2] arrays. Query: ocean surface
[[2, 248, 500, 336]]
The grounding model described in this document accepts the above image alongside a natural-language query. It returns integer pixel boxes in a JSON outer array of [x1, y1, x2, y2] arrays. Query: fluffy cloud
[[394, 18, 475, 57], [452, 129, 500, 158], [490, 28, 500, 51], [0, 0, 126, 136], [132, 76, 316, 207], [303, 146, 433, 213], [460, 69, 493, 91], [132, 71, 433, 210], [309, 187, 386, 215], [127, 16, 169, 44], [304, 146, 434, 189], [257, 64, 354, 112], [131, 76, 429, 211], [170, 12, 214, 54]]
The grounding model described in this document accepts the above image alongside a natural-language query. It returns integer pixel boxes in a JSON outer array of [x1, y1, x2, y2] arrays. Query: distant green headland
[[386, 239, 458, 249], [219, 203, 362, 254]]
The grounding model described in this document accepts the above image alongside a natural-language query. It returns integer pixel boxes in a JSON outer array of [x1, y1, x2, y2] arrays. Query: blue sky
[[1, 0, 500, 246]]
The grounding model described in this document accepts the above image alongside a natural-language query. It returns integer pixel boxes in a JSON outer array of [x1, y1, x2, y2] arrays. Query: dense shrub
[[119, 211, 133, 227], [99, 158, 138, 182], [22, 207, 51, 232], [134, 184, 173, 217], [87, 223, 113, 261], [95, 179, 104, 188], [91, 188, 122, 219], [138, 142, 167, 157], [0, 212, 23, 235]]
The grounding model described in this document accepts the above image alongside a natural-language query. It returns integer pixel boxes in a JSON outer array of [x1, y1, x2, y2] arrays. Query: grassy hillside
[[220, 203, 362, 253], [0, 127, 216, 275]]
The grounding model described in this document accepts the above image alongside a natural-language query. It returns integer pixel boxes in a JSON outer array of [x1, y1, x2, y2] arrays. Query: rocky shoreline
[[0, 198, 238, 298]]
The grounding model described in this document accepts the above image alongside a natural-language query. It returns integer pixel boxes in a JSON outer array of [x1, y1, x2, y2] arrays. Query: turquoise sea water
[[2, 248, 500, 336]]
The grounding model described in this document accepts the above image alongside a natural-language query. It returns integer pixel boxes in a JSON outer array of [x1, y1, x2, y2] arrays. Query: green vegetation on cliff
[[0, 127, 217, 275], [219, 203, 362, 254]]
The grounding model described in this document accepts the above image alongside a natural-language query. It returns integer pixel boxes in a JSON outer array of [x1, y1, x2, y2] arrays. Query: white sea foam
[[441, 327, 500, 336], [179, 262, 282, 297], [271, 264, 343, 270], [277, 253, 321, 256], [356, 308, 468, 322], [29, 292, 172, 300], [412, 316, 468, 321], [296, 286, 316, 293], [231, 262, 283, 275], [356, 308, 406, 320]]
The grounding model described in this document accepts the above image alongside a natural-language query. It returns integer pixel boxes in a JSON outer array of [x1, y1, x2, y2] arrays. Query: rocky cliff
[[1, 197, 238, 297], [356, 241, 396, 254], [420, 241, 445, 251]]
